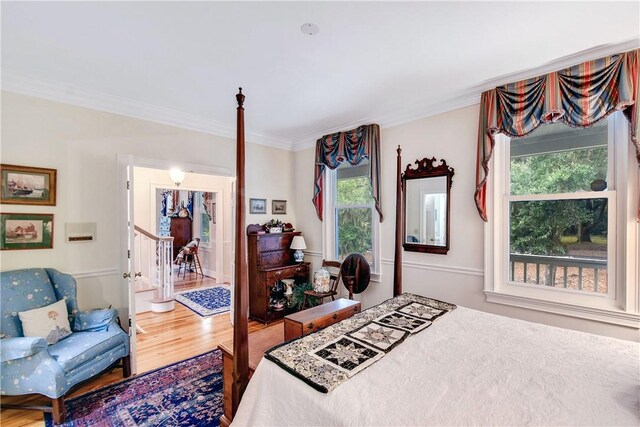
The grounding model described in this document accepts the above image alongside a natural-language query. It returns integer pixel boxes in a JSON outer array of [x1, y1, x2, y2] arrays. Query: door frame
[[118, 155, 232, 374], [149, 183, 225, 282]]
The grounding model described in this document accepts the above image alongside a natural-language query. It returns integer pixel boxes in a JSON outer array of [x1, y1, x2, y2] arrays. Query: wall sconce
[[169, 169, 186, 187]]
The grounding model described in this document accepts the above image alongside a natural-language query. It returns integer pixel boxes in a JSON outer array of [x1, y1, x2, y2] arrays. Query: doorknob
[[123, 272, 131, 279], [135, 272, 142, 277]]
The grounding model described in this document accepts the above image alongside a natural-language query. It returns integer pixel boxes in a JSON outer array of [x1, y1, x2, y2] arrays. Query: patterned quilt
[[264, 293, 456, 392]]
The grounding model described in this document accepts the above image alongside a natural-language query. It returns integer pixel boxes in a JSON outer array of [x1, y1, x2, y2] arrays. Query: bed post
[[231, 88, 249, 416], [393, 145, 403, 297]]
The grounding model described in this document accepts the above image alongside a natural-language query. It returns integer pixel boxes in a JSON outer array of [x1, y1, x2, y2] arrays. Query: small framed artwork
[[272, 200, 287, 215], [1, 213, 54, 250], [0, 164, 57, 206], [250, 198, 267, 214]]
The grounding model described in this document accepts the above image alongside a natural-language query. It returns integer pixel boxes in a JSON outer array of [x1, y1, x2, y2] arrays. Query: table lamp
[[290, 236, 307, 263]]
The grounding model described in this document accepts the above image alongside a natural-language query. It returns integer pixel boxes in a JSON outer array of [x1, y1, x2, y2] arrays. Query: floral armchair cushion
[[1, 268, 79, 339]]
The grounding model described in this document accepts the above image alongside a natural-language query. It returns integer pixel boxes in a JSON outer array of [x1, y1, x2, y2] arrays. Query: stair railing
[[134, 225, 174, 303]]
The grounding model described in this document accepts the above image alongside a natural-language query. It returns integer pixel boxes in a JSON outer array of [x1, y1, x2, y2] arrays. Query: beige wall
[[0, 91, 296, 315], [293, 105, 638, 341]]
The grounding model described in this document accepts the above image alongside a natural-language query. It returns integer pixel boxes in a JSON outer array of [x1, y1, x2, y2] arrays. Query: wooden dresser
[[247, 228, 310, 323], [170, 217, 192, 260]]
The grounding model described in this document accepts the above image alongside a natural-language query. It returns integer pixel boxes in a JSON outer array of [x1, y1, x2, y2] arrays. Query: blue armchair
[[0, 268, 130, 423]]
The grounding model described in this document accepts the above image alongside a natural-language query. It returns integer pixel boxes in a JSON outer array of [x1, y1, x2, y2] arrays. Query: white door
[[118, 154, 138, 374]]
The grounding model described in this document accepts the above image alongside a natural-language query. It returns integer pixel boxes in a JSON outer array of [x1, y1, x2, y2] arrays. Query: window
[[485, 113, 639, 326], [195, 192, 211, 246], [325, 163, 380, 274]]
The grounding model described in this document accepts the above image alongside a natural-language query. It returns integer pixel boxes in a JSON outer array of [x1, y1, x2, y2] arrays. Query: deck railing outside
[[510, 253, 607, 293]]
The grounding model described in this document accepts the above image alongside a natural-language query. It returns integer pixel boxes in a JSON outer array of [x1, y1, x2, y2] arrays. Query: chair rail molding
[[380, 258, 484, 277]]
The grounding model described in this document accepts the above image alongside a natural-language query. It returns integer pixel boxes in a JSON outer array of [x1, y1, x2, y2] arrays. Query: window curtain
[[313, 124, 382, 221], [475, 49, 639, 222]]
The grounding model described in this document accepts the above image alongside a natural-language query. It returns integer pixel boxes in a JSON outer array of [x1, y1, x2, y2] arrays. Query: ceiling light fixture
[[169, 169, 186, 187], [301, 23, 319, 36]]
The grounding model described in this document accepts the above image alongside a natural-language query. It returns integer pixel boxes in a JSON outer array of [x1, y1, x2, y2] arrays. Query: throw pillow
[[19, 299, 72, 345]]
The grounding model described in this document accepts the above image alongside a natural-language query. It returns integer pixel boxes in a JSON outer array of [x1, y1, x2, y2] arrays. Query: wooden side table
[[217, 323, 284, 427], [284, 298, 361, 340]]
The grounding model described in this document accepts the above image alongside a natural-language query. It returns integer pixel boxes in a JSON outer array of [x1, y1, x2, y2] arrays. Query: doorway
[[119, 157, 234, 374]]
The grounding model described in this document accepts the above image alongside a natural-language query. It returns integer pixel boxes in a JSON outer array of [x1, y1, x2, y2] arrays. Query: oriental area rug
[[175, 285, 231, 317], [45, 350, 224, 427]]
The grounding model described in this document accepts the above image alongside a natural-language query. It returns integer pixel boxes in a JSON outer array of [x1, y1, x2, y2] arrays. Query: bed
[[227, 90, 640, 427], [233, 305, 639, 426]]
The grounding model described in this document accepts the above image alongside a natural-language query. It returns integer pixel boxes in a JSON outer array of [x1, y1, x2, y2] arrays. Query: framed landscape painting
[[272, 199, 287, 214], [1, 213, 54, 250], [1, 164, 57, 206], [250, 198, 267, 214]]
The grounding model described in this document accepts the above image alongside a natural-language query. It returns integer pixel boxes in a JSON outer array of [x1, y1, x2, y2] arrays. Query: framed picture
[[1, 164, 57, 206], [250, 198, 267, 214], [1, 213, 54, 250], [272, 199, 287, 215]]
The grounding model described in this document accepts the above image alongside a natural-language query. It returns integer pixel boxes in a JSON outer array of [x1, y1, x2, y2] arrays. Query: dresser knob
[[308, 323, 314, 329], [332, 313, 338, 320]]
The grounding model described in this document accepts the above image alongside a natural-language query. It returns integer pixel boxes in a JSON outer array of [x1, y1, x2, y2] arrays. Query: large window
[[326, 163, 379, 272], [508, 121, 611, 295], [485, 113, 639, 326]]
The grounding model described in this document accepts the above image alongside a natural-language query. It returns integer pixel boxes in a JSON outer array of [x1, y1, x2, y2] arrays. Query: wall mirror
[[402, 157, 454, 254]]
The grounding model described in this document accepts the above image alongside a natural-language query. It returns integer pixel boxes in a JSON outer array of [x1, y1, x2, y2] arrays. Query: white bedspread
[[233, 307, 640, 426]]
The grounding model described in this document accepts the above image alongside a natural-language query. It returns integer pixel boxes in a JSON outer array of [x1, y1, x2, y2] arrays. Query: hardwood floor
[[1, 295, 266, 426]]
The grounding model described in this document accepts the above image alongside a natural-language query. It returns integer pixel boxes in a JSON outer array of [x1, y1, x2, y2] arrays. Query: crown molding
[[293, 37, 639, 151], [3, 38, 638, 153], [1, 69, 294, 151]]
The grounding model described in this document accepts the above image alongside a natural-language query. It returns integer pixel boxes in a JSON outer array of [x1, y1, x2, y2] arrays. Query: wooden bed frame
[[229, 92, 405, 418]]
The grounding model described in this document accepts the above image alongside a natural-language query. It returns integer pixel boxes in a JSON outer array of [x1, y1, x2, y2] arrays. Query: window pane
[[509, 198, 608, 293], [510, 121, 608, 195], [337, 164, 373, 205], [201, 212, 210, 244], [336, 207, 373, 266]]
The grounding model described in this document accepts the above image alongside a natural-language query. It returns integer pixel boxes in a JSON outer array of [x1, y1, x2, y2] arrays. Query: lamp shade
[[290, 236, 307, 250], [169, 169, 186, 186]]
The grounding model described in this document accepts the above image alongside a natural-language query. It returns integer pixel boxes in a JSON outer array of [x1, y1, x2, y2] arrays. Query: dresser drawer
[[284, 299, 361, 340], [264, 264, 309, 283]]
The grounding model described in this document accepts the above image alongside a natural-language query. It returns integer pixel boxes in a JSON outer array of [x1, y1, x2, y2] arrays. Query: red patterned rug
[[46, 350, 224, 426]]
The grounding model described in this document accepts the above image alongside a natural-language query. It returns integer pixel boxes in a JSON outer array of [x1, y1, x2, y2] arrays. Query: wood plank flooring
[[1, 284, 265, 427]]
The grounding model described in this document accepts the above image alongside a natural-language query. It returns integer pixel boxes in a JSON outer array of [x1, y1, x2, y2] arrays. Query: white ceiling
[[2, 2, 639, 150]]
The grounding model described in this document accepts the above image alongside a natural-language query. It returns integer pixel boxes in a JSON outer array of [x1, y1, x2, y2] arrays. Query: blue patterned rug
[[175, 285, 231, 317], [45, 350, 224, 426]]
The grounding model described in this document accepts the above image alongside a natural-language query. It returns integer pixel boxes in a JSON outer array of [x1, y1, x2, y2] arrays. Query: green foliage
[[337, 176, 373, 205], [509, 146, 607, 256], [336, 176, 373, 259], [510, 200, 596, 255], [290, 282, 318, 310], [511, 147, 607, 195], [337, 207, 372, 259]]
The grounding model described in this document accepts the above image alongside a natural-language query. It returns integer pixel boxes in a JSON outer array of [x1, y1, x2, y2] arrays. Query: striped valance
[[475, 49, 639, 222], [313, 124, 382, 221]]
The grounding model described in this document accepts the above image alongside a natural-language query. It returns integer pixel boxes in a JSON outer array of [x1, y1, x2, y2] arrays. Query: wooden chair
[[177, 238, 204, 279], [302, 260, 342, 309]]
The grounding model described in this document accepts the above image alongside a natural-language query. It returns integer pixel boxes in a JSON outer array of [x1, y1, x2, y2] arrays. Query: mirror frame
[[401, 157, 454, 254]]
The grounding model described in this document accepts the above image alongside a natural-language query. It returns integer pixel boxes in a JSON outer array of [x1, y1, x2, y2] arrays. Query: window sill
[[484, 290, 640, 328]]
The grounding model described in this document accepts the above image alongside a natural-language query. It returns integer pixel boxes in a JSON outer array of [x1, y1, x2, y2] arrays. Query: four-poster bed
[[227, 91, 639, 426]]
